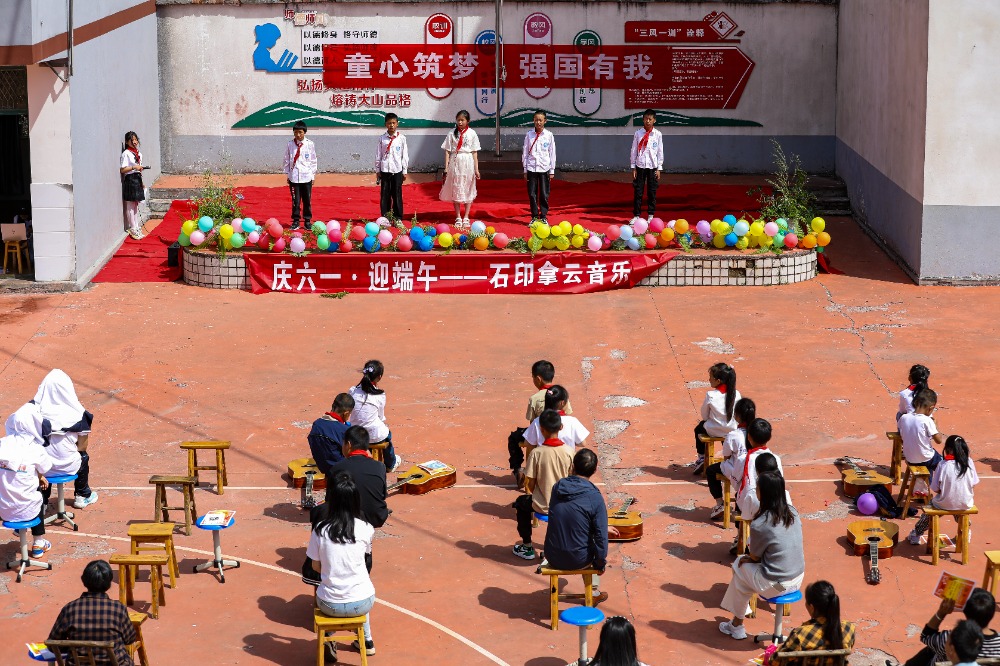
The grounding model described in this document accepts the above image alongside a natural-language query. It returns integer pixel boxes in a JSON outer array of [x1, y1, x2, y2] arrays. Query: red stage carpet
[[92, 179, 763, 283]]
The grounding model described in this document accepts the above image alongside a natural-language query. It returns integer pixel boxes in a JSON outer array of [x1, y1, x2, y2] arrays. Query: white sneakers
[[719, 620, 747, 640], [74, 492, 99, 510]]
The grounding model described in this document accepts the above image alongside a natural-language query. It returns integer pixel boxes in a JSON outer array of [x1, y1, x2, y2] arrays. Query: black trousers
[[288, 179, 313, 226], [379, 171, 404, 220], [632, 168, 659, 217], [40, 452, 92, 505], [508, 427, 527, 471], [694, 421, 709, 454], [706, 461, 725, 499], [526, 171, 551, 219], [513, 493, 536, 543]]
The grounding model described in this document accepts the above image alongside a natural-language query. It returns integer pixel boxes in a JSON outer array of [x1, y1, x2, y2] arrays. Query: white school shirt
[[523, 414, 590, 450], [930, 458, 978, 511], [898, 412, 938, 463], [630, 127, 664, 170], [347, 385, 389, 443], [441, 128, 481, 154], [522, 129, 556, 174], [720, 427, 748, 485], [306, 519, 376, 605], [0, 435, 52, 522], [375, 132, 408, 175], [736, 448, 788, 517], [283, 137, 318, 183], [120, 149, 143, 170], [700, 388, 741, 437], [897, 386, 916, 418]]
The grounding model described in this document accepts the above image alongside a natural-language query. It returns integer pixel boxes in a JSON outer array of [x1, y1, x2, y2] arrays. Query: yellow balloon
[[485, 226, 496, 235], [660, 228, 675, 242], [535, 224, 551, 239], [220, 224, 234, 239], [802, 234, 817, 249], [572, 224, 585, 236], [749, 222, 764, 236], [555, 236, 570, 251], [542, 237, 557, 250], [713, 234, 727, 249], [550, 224, 564, 237], [811, 217, 826, 233], [181, 220, 197, 235], [736, 236, 750, 250], [571, 235, 584, 248], [759, 234, 773, 248], [439, 232, 453, 248], [560, 221, 572, 233], [711, 219, 723, 233], [674, 219, 690, 235], [817, 231, 831, 246]]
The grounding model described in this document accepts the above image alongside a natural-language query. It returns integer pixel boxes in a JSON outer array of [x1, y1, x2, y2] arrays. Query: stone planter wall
[[182, 249, 249, 289], [638, 250, 817, 287]]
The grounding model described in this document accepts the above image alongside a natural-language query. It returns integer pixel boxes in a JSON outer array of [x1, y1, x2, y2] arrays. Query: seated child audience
[[897, 364, 930, 421], [512, 410, 574, 561], [1, 404, 53, 557], [900, 588, 1000, 666], [693, 363, 740, 475], [348, 360, 402, 473], [522, 385, 589, 454], [735, 419, 783, 519], [590, 615, 650, 666], [307, 393, 355, 474], [898, 389, 944, 472], [32, 369, 97, 509], [907, 435, 978, 545], [706, 397, 755, 519], [945, 620, 983, 666], [509, 360, 573, 485], [775, 580, 856, 665]]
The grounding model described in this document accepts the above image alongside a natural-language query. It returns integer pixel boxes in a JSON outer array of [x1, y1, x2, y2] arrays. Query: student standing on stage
[[283, 120, 317, 230], [630, 109, 664, 223], [375, 113, 408, 221], [440, 110, 481, 230], [120, 131, 147, 239], [522, 110, 556, 223]]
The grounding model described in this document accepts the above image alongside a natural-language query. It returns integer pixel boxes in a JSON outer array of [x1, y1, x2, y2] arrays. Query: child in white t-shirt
[[897, 364, 931, 421], [898, 388, 944, 471], [908, 435, 978, 545], [693, 362, 741, 474], [523, 385, 589, 454], [347, 360, 402, 473], [735, 419, 785, 519], [706, 397, 755, 520]]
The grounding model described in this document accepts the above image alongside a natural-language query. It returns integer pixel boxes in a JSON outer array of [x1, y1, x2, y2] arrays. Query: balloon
[[555, 236, 570, 251], [560, 221, 572, 233], [720, 223, 732, 235], [602, 237, 612, 249], [377, 229, 393, 245], [375, 216, 390, 227], [723, 214, 737, 225], [572, 224, 585, 236], [811, 217, 826, 233], [764, 222, 779, 237], [409, 227, 425, 241], [492, 233, 509, 249], [473, 236, 489, 251], [802, 234, 817, 249], [178, 233, 191, 247], [776, 218, 788, 231], [197, 216, 213, 232], [291, 231, 303, 239], [701, 232, 713, 244], [238, 219, 256, 234], [725, 232, 738, 247], [365, 222, 379, 236], [425, 226, 438, 237], [435, 223, 451, 235], [340, 240, 354, 252], [417, 237, 434, 251], [674, 219, 690, 235], [587, 235, 602, 251], [350, 225, 367, 241], [783, 233, 798, 248], [649, 218, 665, 233], [485, 226, 495, 235], [857, 492, 878, 516], [222, 237, 233, 250], [326, 220, 340, 233], [289, 237, 306, 253], [626, 237, 641, 250], [438, 232, 453, 248], [312, 222, 326, 234], [571, 235, 585, 249], [713, 234, 727, 249], [817, 231, 831, 247], [395, 235, 412, 251], [696, 220, 711, 236], [272, 237, 286, 252], [550, 224, 564, 237], [268, 224, 284, 239], [317, 235, 331, 251], [619, 226, 634, 241], [329, 242, 340, 252], [189, 230, 206, 245], [329, 229, 342, 243], [735, 236, 749, 250], [758, 234, 773, 248], [733, 220, 750, 237], [256, 234, 270, 250], [230, 233, 245, 249], [644, 233, 657, 249], [266, 218, 279, 228], [542, 238, 557, 250], [749, 221, 764, 237], [633, 218, 649, 235], [660, 228, 675, 242], [605, 225, 621, 241], [181, 220, 196, 236], [535, 224, 551, 239], [667, 220, 676, 229], [219, 224, 234, 239], [471, 221, 486, 235], [362, 237, 378, 252]]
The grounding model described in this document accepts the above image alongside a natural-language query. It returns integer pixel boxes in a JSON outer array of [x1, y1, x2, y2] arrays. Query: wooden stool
[[180, 441, 230, 494], [716, 473, 732, 529], [736, 515, 752, 555], [314, 608, 368, 666], [149, 475, 197, 535], [925, 506, 978, 565], [370, 441, 389, 464], [539, 566, 599, 630], [128, 610, 150, 666], [129, 522, 179, 588], [3, 239, 31, 275], [110, 553, 168, 619], [983, 551, 1000, 595], [698, 434, 725, 479], [896, 463, 931, 518], [885, 431, 904, 485]]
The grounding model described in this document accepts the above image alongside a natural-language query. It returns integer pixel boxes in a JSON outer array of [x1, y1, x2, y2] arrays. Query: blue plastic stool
[[533, 511, 548, 525], [3, 517, 52, 582], [193, 514, 240, 583], [560, 606, 605, 665], [44, 473, 79, 531], [754, 589, 803, 645]]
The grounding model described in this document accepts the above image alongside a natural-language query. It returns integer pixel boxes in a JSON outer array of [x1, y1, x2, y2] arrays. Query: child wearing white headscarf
[[32, 369, 96, 509], [0, 403, 53, 556]]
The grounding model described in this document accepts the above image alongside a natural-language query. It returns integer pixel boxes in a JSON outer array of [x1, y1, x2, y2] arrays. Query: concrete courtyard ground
[[1, 204, 999, 665]]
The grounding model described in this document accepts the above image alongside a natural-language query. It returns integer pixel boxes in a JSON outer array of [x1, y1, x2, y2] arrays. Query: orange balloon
[[802, 234, 817, 249], [473, 236, 489, 251], [659, 228, 675, 242], [657, 234, 671, 248], [817, 231, 831, 247], [673, 219, 689, 235]]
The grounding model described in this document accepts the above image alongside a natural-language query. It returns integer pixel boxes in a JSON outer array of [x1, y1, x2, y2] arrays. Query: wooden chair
[[369, 441, 389, 464], [129, 521, 179, 588], [983, 551, 1000, 596], [180, 440, 230, 494], [935, 660, 1000, 666], [149, 474, 197, 535], [698, 434, 725, 479], [110, 552, 168, 619], [314, 608, 368, 666], [46, 640, 116, 666], [885, 431, 904, 484], [925, 506, 977, 565], [538, 566, 599, 630], [736, 514, 752, 555], [129, 610, 150, 666], [1, 223, 31, 275], [716, 473, 732, 529], [896, 463, 931, 518], [771, 648, 851, 664]]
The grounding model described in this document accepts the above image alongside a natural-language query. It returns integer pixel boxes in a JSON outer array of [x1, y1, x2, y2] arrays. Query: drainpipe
[[67, 0, 73, 77]]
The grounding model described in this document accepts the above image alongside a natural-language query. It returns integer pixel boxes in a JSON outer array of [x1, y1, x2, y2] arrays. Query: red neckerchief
[[542, 437, 563, 447], [349, 450, 371, 458], [944, 454, 955, 461], [325, 412, 345, 423], [528, 130, 544, 155], [716, 384, 727, 395], [127, 146, 141, 165], [541, 384, 553, 390], [455, 127, 468, 151], [637, 129, 652, 153], [738, 446, 769, 495], [557, 410, 566, 416], [383, 133, 397, 161], [293, 140, 303, 168]]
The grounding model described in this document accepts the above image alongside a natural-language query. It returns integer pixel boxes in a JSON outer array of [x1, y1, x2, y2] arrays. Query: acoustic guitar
[[287, 458, 326, 508], [608, 497, 643, 542], [836, 457, 893, 498], [388, 460, 457, 495], [847, 519, 898, 584]]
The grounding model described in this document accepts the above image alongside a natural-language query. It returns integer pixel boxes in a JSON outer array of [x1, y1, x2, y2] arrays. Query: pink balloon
[[247, 231, 260, 244], [633, 218, 649, 235], [289, 237, 306, 253], [326, 220, 340, 233], [189, 230, 205, 245], [606, 225, 621, 241], [272, 237, 286, 252], [644, 233, 657, 249], [783, 233, 798, 248], [377, 229, 393, 245], [267, 224, 283, 239], [587, 235, 602, 251], [492, 232, 509, 249], [649, 218, 665, 233], [350, 226, 367, 241], [291, 231, 302, 239], [340, 240, 353, 252], [395, 235, 413, 251], [764, 222, 779, 237], [265, 218, 280, 227], [328, 229, 342, 243], [667, 219, 676, 229], [435, 223, 451, 235]]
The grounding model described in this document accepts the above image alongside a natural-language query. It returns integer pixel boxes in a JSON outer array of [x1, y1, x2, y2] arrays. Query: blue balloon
[[255, 225, 263, 233], [425, 226, 437, 238], [241, 218, 256, 233], [409, 227, 425, 241], [458, 234, 468, 244], [733, 221, 750, 236], [725, 232, 738, 246], [198, 216, 214, 232], [329, 242, 340, 252], [417, 237, 434, 251], [626, 237, 641, 250], [619, 226, 634, 241], [723, 214, 737, 225], [362, 236, 377, 252], [365, 222, 379, 236]]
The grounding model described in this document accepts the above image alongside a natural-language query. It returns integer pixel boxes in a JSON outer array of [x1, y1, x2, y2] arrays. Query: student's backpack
[[865, 484, 917, 519]]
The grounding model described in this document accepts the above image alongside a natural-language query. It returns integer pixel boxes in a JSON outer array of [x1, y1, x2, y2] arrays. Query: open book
[[933, 571, 976, 610], [27, 643, 55, 659], [201, 509, 236, 526], [418, 460, 451, 473]]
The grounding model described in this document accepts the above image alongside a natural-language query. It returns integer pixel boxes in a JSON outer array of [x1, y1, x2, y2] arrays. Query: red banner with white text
[[245, 252, 677, 295]]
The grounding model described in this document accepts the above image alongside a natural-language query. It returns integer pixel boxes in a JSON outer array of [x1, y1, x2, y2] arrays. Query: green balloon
[[312, 222, 326, 234], [230, 233, 245, 248], [317, 235, 331, 250], [178, 233, 191, 247]]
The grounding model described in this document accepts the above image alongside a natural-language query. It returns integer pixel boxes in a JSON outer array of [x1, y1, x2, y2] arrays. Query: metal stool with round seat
[[752, 589, 803, 645], [4, 516, 52, 582], [560, 606, 605, 665], [44, 473, 79, 531]]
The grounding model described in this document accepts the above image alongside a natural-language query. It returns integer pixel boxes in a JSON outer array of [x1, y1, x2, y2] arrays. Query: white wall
[[0, 1, 33, 46]]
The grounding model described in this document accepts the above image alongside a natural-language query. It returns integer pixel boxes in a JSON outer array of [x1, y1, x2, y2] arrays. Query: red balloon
[[395, 235, 413, 252], [256, 235, 270, 250], [267, 224, 283, 239], [644, 233, 657, 249], [492, 232, 509, 249], [783, 233, 798, 249], [265, 218, 279, 228], [291, 231, 302, 239], [606, 225, 621, 241], [339, 240, 353, 252], [435, 223, 451, 235], [350, 225, 367, 241]]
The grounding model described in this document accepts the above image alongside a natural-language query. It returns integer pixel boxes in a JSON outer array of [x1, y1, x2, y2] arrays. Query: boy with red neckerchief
[[630, 108, 664, 222], [508, 360, 574, 487], [735, 418, 785, 519], [513, 410, 574, 560], [307, 393, 355, 474]]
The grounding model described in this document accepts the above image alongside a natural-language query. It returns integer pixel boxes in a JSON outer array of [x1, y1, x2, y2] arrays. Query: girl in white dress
[[439, 110, 481, 229]]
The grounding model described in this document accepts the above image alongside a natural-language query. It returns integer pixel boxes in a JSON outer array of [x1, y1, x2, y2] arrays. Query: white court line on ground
[[69, 532, 511, 666]]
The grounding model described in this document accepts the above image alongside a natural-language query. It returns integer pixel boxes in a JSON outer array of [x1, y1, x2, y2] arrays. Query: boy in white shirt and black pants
[[375, 113, 408, 221], [283, 121, 318, 230], [630, 109, 664, 221], [522, 110, 556, 223]]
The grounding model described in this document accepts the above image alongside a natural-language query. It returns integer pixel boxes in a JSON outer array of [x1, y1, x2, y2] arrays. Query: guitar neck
[[613, 497, 634, 517], [868, 539, 879, 568], [388, 474, 420, 490]]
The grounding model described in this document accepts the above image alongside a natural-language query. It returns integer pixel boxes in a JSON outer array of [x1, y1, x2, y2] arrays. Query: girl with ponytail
[[347, 360, 403, 473], [908, 435, 979, 546], [774, 580, 855, 663], [692, 363, 741, 475], [897, 364, 931, 420]]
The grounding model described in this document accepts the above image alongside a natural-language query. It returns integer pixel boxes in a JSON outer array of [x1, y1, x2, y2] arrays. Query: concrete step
[[149, 199, 173, 214]]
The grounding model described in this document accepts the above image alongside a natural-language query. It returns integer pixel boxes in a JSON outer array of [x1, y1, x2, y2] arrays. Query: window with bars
[[0, 67, 29, 113]]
